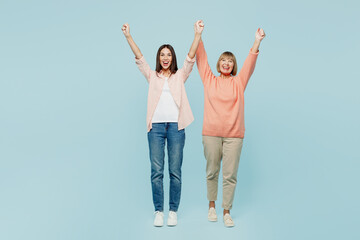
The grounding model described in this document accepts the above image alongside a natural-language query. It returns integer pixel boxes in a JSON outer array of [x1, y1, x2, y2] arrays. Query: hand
[[194, 20, 204, 34], [122, 23, 130, 37], [255, 28, 265, 41]]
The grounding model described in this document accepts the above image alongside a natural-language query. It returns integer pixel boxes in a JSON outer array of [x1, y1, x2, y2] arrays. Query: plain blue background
[[1, 0, 359, 239]]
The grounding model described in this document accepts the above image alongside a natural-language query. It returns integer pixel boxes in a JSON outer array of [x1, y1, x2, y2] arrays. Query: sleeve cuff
[[186, 54, 196, 63], [135, 55, 145, 64], [249, 49, 259, 55]]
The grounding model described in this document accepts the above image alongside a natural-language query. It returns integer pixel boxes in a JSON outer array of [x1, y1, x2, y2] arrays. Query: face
[[159, 48, 172, 70], [219, 57, 234, 76]]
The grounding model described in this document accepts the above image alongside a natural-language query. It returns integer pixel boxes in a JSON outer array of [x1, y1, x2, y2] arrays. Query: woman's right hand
[[194, 20, 204, 35], [122, 23, 130, 38], [121, 23, 143, 59]]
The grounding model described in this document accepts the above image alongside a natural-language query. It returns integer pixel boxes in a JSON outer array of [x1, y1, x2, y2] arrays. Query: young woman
[[196, 28, 266, 227], [121, 20, 204, 227]]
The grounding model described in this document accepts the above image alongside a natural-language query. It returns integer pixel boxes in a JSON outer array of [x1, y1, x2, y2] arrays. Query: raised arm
[[188, 20, 204, 59], [122, 23, 153, 82], [122, 23, 143, 59], [251, 28, 266, 53], [180, 20, 205, 82], [238, 28, 266, 89], [196, 38, 215, 85]]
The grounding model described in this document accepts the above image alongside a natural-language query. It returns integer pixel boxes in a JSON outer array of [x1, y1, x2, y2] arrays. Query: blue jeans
[[148, 122, 185, 212]]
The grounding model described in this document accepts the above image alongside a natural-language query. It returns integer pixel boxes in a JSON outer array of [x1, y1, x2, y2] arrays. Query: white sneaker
[[167, 211, 177, 226], [223, 213, 235, 227], [153, 211, 164, 227], [208, 207, 217, 222]]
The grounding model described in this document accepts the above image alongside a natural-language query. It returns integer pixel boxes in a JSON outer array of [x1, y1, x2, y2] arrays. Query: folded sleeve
[[179, 55, 196, 83], [135, 56, 153, 83]]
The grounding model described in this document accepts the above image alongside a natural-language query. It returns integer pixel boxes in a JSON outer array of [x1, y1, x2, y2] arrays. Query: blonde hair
[[216, 52, 238, 76]]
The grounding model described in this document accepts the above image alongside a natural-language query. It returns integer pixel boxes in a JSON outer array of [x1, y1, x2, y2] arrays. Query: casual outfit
[[202, 136, 243, 210], [151, 78, 179, 123], [153, 211, 164, 227], [135, 55, 195, 214], [135, 56, 195, 132], [223, 213, 235, 227], [196, 40, 259, 210], [148, 122, 185, 212], [167, 211, 178, 226], [208, 207, 217, 222]]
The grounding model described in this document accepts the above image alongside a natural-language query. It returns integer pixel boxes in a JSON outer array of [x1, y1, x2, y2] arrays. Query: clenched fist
[[194, 20, 204, 34], [255, 28, 266, 41], [122, 23, 130, 37]]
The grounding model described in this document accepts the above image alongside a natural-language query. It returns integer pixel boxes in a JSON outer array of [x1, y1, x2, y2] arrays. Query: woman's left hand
[[255, 28, 266, 41], [194, 20, 204, 34]]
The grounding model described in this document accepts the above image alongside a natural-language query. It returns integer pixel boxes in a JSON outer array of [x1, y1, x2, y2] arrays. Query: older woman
[[122, 20, 204, 227], [196, 27, 266, 227]]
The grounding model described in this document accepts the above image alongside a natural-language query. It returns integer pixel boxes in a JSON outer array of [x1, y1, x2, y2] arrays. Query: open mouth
[[162, 61, 170, 67], [222, 66, 230, 71]]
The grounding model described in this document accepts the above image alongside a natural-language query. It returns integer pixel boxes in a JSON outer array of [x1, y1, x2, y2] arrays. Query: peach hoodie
[[135, 55, 195, 132], [196, 40, 259, 138]]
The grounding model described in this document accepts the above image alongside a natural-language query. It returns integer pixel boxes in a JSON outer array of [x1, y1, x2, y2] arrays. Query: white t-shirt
[[152, 77, 179, 123]]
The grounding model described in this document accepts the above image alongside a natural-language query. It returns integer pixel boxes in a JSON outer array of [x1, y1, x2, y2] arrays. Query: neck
[[220, 73, 231, 79], [161, 69, 171, 77]]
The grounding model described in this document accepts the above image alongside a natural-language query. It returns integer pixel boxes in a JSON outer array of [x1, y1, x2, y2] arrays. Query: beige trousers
[[202, 136, 243, 210]]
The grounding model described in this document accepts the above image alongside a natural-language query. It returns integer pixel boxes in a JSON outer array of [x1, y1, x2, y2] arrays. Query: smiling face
[[219, 58, 234, 76], [216, 51, 238, 76], [156, 44, 178, 74], [159, 48, 172, 70]]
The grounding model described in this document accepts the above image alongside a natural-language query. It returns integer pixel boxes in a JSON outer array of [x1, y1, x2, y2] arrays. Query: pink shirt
[[196, 40, 259, 138], [135, 55, 195, 132]]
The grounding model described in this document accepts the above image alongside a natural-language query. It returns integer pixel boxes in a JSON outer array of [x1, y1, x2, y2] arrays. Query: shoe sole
[[167, 221, 177, 227], [224, 221, 235, 227], [208, 217, 218, 222], [224, 224, 235, 227]]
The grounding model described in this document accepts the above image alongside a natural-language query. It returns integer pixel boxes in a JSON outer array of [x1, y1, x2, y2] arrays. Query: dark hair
[[155, 44, 178, 74]]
